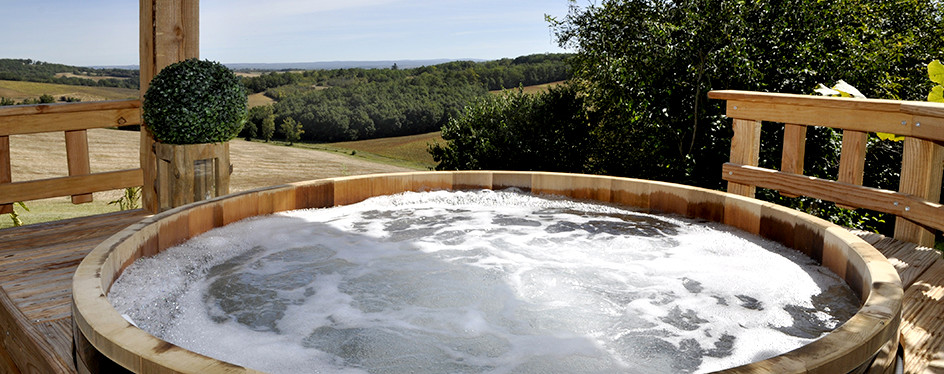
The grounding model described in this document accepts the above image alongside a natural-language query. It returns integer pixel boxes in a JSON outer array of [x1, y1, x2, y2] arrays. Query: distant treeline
[[240, 53, 572, 142], [0, 59, 139, 89]]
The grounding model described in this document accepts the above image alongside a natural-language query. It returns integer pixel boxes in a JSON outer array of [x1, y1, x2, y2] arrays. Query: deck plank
[[857, 231, 944, 374], [857, 231, 942, 289]]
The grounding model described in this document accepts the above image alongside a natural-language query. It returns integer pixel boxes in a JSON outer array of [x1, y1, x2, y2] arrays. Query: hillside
[[0, 80, 138, 102], [0, 59, 138, 89]]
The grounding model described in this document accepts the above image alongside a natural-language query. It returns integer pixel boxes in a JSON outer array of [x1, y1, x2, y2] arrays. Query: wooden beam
[[780, 124, 807, 198], [140, 0, 200, 214], [0, 136, 10, 214], [0, 169, 143, 205], [895, 138, 944, 246], [709, 90, 904, 112], [710, 90, 944, 144], [727, 118, 762, 197], [0, 107, 142, 136], [723, 163, 944, 233], [836, 130, 868, 210], [65, 130, 94, 204], [0, 100, 140, 118]]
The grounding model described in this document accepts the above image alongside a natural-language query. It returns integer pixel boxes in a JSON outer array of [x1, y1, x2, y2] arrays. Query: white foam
[[109, 190, 858, 373]]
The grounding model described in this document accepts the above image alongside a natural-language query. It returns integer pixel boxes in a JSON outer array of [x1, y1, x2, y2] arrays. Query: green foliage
[[930, 60, 944, 102], [0, 97, 14, 106], [816, 80, 903, 141], [60, 95, 82, 103], [241, 105, 272, 140], [108, 187, 141, 211], [0, 58, 139, 89], [261, 113, 276, 142], [143, 59, 248, 144], [279, 117, 304, 145], [546, 0, 944, 191], [38, 93, 54, 103], [431, 83, 593, 172], [8, 202, 30, 227], [235, 54, 571, 143]]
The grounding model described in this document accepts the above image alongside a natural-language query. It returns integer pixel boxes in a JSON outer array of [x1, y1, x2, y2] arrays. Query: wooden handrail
[[0, 100, 144, 213], [0, 100, 141, 136], [708, 90, 944, 143], [0, 169, 143, 206], [709, 90, 944, 246]]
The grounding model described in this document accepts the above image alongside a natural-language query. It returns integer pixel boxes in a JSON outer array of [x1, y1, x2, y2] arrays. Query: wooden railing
[[0, 100, 144, 214], [709, 90, 944, 247]]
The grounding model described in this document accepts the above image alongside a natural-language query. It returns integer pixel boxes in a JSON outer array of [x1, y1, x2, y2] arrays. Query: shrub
[[143, 58, 248, 144]]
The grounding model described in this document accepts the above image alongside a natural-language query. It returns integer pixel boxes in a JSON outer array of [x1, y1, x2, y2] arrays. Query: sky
[[0, 0, 574, 67]]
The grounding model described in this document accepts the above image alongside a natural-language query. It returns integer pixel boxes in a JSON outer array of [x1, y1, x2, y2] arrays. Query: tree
[[260, 114, 275, 142], [431, 84, 593, 172], [279, 117, 304, 145], [547, 0, 944, 189]]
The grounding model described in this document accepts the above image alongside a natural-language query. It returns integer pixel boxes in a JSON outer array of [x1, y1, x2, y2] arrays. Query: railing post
[[895, 138, 944, 247], [140, 0, 200, 213], [0, 136, 10, 214], [727, 118, 762, 197], [65, 130, 93, 204], [779, 124, 807, 198], [836, 130, 868, 210]]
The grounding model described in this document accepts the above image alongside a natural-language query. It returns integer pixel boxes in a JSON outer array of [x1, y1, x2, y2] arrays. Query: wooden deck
[[0, 211, 940, 373], [0, 210, 148, 374]]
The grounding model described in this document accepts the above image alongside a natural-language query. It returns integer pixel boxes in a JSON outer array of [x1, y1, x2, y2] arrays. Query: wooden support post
[[140, 0, 200, 213], [780, 124, 807, 198], [836, 130, 868, 210], [895, 137, 944, 247], [0, 136, 10, 214], [65, 130, 93, 204], [727, 118, 762, 197]]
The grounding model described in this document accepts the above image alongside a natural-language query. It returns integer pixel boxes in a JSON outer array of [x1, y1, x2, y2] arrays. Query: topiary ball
[[143, 58, 248, 144]]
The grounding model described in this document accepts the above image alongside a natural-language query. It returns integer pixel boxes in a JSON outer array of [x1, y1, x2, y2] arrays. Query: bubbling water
[[109, 189, 858, 373]]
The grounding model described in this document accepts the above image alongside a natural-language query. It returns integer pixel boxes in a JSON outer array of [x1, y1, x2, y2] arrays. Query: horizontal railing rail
[[708, 90, 944, 246], [0, 100, 144, 212]]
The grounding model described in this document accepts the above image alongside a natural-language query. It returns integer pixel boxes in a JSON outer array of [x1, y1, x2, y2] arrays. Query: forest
[[0, 59, 139, 89], [239, 53, 571, 142]]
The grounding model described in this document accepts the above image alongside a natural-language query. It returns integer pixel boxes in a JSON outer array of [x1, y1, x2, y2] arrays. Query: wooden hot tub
[[72, 171, 902, 373]]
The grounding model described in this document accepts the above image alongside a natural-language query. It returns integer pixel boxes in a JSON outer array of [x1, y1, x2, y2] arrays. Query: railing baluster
[[780, 124, 807, 198], [837, 130, 868, 209], [65, 130, 93, 204], [895, 138, 944, 247], [0, 135, 11, 214], [727, 118, 762, 197]]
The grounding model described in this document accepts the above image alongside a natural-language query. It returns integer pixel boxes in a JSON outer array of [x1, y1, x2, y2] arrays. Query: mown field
[[0, 80, 138, 102], [1, 129, 429, 229], [489, 80, 565, 95], [298, 131, 444, 170]]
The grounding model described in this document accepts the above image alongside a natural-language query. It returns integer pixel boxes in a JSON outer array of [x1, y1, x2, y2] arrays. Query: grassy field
[[490, 80, 565, 95], [0, 80, 138, 102], [248, 92, 275, 108], [1, 129, 420, 229], [288, 131, 444, 170], [53, 72, 130, 82]]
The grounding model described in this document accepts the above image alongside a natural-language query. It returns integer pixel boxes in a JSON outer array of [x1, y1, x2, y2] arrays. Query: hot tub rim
[[72, 171, 902, 374]]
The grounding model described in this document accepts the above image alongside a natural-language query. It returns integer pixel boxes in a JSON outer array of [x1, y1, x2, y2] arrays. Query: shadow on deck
[[0, 211, 940, 373]]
